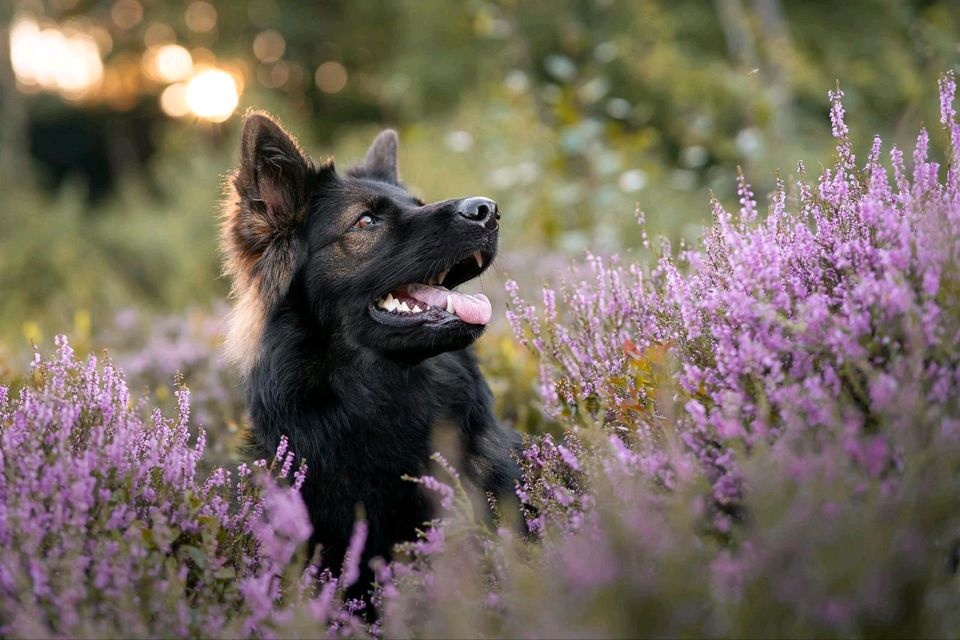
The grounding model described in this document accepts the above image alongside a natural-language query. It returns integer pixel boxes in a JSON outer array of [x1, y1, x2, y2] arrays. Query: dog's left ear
[[359, 129, 399, 183]]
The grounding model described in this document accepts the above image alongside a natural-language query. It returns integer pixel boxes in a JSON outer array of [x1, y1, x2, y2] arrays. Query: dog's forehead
[[342, 176, 418, 204]]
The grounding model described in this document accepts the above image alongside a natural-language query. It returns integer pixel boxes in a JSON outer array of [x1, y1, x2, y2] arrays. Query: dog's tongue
[[406, 284, 492, 325]]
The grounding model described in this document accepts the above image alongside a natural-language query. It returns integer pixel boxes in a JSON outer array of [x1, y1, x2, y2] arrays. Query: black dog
[[221, 112, 522, 592]]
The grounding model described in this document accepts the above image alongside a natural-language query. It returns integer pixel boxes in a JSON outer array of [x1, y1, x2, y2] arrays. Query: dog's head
[[222, 112, 499, 372]]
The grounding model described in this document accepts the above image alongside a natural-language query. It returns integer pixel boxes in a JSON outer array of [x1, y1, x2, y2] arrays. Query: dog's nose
[[457, 197, 499, 228]]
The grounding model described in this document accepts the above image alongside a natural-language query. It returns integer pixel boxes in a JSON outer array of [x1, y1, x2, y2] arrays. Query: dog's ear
[[236, 111, 314, 230], [228, 111, 333, 276], [222, 111, 332, 372], [359, 129, 399, 183]]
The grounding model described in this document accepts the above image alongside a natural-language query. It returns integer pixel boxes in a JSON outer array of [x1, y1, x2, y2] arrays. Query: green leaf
[[180, 545, 206, 568], [214, 566, 236, 580]]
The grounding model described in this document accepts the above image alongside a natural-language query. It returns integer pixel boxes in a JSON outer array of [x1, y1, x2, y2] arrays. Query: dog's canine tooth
[[446, 295, 455, 314], [437, 270, 448, 285], [473, 251, 484, 269]]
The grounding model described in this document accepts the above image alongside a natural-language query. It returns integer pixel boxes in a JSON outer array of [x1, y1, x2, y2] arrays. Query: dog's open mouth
[[370, 250, 492, 326]]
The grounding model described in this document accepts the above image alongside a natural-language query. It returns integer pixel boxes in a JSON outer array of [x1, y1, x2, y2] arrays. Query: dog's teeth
[[473, 251, 484, 269], [437, 271, 448, 285], [446, 295, 455, 314], [412, 304, 422, 313], [399, 301, 410, 313]]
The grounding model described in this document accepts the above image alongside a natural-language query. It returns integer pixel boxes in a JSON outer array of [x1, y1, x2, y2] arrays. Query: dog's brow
[[368, 196, 392, 210]]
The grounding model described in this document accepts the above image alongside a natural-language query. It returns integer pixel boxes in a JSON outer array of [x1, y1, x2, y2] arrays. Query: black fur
[[225, 113, 522, 594]]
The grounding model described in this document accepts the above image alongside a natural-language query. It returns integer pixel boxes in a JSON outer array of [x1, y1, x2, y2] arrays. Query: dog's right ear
[[235, 111, 314, 240], [222, 111, 332, 373], [227, 111, 336, 277]]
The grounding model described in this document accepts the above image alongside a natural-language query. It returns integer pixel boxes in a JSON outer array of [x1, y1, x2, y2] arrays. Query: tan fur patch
[[220, 178, 258, 374], [219, 112, 330, 375], [219, 176, 293, 375]]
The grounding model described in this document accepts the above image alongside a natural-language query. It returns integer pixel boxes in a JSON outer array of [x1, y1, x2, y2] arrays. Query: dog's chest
[[320, 364, 463, 462]]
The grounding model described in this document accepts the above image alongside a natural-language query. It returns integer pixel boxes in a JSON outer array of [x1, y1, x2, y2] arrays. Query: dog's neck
[[249, 289, 440, 406], [245, 291, 455, 468]]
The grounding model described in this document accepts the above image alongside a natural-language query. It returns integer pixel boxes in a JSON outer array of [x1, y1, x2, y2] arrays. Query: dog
[[221, 112, 523, 594]]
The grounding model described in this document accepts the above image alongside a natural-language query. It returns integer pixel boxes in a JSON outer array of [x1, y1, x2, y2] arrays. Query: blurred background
[[0, 0, 958, 450]]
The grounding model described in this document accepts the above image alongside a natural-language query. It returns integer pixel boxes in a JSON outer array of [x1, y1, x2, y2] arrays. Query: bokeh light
[[258, 61, 289, 89], [185, 69, 239, 122], [252, 30, 285, 63], [159, 82, 190, 118], [10, 16, 104, 100], [314, 61, 347, 94], [188, 48, 217, 68], [143, 44, 193, 83], [110, 0, 144, 30], [143, 22, 176, 46], [184, 1, 218, 33]]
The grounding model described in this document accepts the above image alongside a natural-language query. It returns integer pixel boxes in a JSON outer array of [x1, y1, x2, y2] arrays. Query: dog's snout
[[457, 197, 499, 229]]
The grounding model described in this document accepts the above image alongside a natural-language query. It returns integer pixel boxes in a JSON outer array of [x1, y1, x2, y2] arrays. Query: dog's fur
[[221, 112, 522, 591]]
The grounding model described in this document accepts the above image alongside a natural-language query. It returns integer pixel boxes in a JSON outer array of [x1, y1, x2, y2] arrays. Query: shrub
[[99, 305, 246, 473], [507, 73, 960, 527], [3, 73, 960, 638], [486, 72, 960, 635], [0, 338, 368, 638]]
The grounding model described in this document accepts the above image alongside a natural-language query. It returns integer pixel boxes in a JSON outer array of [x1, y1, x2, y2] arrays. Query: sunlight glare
[[144, 44, 193, 83], [10, 17, 104, 99], [185, 69, 240, 122]]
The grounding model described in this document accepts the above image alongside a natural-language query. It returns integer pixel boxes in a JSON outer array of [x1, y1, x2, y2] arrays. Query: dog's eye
[[354, 214, 376, 229]]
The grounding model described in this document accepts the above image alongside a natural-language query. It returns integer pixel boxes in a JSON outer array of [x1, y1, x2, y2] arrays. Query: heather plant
[[467, 72, 960, 635], [100, 305, 246, 472], [507, 72, 960, 524], [384, 403, 960, 638], [0, 338, 369, 638], [3, 75, 960, 639]]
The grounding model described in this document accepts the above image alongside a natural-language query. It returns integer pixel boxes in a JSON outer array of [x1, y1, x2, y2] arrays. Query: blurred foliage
[[1, 0, 959, 350], [0, 131, 226, 346], [478, 332, 561, 436]]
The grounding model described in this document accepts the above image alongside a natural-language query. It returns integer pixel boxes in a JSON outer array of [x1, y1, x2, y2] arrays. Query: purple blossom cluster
[[101, 305, 246, 472], [3, 74, 960, 638], [0, 338, 368, 638], [507, 73, 960, 524], [370, 76, 957, 639]]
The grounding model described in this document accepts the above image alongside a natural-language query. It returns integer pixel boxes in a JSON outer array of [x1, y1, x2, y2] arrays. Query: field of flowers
[[1, 74, 959, 638]]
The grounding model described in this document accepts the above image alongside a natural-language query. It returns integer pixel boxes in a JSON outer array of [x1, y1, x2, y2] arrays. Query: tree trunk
[[753, 0, 796, 137], [0, 11, 29, 177], [713, 0, 759, 70]]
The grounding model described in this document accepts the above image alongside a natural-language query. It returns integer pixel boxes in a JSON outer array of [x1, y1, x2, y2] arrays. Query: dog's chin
[[367, 302, 460, 328], [360, 309, 486, 359]]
